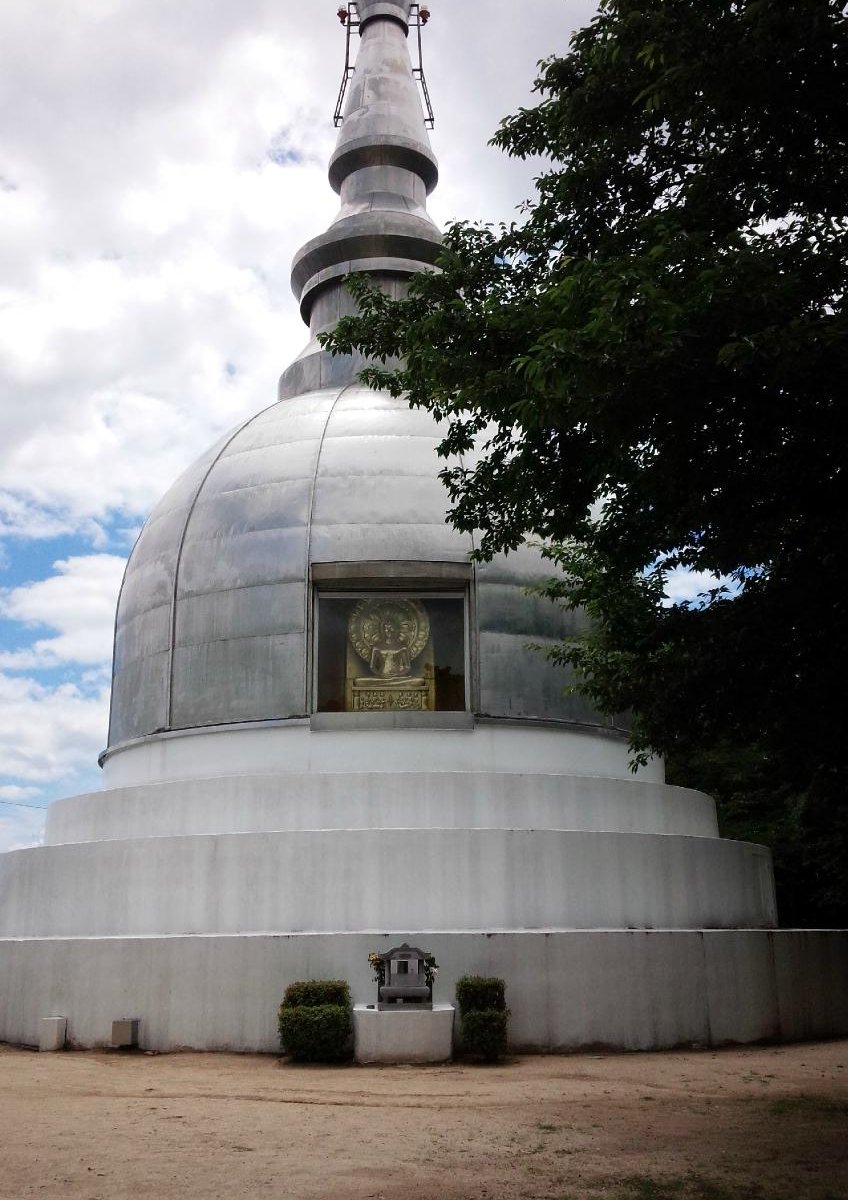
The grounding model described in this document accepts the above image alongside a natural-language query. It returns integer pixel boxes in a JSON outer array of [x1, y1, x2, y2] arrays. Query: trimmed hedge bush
[[278, 980, 352, 1062], [455, 976, 509, 1061], [278, 1004, 352, 1062], [459, 1009, 509, 1062], [455, 975, 507, 1013], [282, 980, 351, 1009]]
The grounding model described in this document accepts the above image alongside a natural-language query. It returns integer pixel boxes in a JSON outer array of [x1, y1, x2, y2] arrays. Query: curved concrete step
[[45, 772, 719, 845], [2, 826, 775, 938]]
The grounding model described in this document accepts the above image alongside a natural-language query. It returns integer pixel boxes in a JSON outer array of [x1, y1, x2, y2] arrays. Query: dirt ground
[[1, 1040, 846, 1200]]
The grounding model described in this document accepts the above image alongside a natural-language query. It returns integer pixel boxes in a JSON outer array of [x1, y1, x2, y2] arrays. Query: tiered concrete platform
[[1, 722, 845, 1052]]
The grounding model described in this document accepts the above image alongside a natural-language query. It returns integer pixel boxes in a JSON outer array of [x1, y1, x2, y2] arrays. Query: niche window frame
[[309, 560, 476, 731]]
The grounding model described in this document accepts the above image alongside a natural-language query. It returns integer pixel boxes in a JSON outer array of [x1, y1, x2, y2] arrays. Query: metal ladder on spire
[[334, 2, 435, 129]]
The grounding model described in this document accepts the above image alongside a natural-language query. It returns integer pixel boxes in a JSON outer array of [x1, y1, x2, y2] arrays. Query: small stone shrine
[[377, 943, 433, 1010], [356, 943, 452, 1063]]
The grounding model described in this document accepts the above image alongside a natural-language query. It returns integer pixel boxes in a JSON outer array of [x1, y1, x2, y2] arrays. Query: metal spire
[[289, 2, 441, 337]]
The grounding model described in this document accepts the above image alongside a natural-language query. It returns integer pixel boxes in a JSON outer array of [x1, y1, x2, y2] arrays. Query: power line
[[0, 799, 47, 812]]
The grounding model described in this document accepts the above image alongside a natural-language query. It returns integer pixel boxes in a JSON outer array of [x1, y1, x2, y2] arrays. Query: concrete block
[[354, 1002, 454, 1063], [39, 1016, 67, 1052], [111, 1017, 140, 1048]]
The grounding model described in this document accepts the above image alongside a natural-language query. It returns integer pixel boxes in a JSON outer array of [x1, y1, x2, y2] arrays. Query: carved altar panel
[[315, 592, 466, 714], [346, 597, 435, 711]]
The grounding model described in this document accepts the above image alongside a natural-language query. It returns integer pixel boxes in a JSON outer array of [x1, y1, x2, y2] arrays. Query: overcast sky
[[0, 0, 612, 852]]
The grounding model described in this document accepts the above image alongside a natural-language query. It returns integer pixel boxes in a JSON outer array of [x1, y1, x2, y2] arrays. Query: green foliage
[[455, 975, 507, 1013], [278, 980, 352, 1062], [459, 1009, 509, 1062], [277, 1004, 352, 1063], [282, 980, 351, 1009], [456, 977, 509, 1061], [667, 742, 848, 928], [322, 0, 848, 924]]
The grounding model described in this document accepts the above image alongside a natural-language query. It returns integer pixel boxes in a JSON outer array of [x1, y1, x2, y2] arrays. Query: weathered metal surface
[[170, 634, 307, 727], [329, 16, 438, 193], [109, 385, 611, 746], [293, 9, 440, 329], [108, 651, 170, 746], [356, 1, 415, 31]]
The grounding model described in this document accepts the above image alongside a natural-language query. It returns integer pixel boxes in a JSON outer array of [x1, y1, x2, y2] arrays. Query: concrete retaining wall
[[0, 930, 844, 1053]]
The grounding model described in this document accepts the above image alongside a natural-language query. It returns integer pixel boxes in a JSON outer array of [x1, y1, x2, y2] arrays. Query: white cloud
[[0, 554, 126, 669], [0, 784, 40, 802], [663, 567, 733, 608], [0, 673, 109, 785], [0, 0, 342, 542], [0, 1, 586, 541]]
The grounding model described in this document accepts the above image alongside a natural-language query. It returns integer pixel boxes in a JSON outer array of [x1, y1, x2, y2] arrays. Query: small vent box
[[111, 1018, 140, 1048]]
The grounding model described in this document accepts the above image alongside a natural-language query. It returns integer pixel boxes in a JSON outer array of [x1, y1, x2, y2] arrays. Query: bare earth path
[[1, 1041, 846, 1200]]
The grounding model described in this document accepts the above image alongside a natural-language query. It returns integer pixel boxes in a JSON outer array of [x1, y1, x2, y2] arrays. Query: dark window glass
[[316, 593, 466, 713]]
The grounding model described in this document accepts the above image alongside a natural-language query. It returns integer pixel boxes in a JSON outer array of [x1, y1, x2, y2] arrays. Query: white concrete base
[[1, 930, 845, 1053], [353, 1003, 455, 1063], [1, 727, 842, 1056], [39, 1016, 66, 1052]]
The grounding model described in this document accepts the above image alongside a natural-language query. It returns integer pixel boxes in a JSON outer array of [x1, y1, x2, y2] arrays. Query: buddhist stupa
[[1, 2, 844, 1052]]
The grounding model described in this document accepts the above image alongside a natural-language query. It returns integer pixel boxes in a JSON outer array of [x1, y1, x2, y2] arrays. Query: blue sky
[[1, 0, 717, 853]]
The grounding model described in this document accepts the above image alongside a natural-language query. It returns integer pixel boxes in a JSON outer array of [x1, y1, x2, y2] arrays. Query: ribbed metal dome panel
[[108, 386, 600, 747]]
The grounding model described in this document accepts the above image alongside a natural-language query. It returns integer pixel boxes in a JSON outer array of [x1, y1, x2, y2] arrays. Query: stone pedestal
[[353, 1002, 454, 1063], [39, 1016, 67, 1052]]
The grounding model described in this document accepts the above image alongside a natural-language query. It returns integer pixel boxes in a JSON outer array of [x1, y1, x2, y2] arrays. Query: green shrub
[[459, 1009, 509, 1062], [278, 979, 352, 1062], [282, 979, 351, 1009], [455, 976, 509, 1061], [455, 975, 507, 1013], [278, 1004, 352, 1062]]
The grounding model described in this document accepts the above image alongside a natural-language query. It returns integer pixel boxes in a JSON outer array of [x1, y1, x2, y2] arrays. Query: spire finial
[[289, 5, 440, 334]]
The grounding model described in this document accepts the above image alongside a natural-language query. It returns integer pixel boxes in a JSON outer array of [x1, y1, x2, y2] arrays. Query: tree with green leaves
[[323, 0, 848, 923]]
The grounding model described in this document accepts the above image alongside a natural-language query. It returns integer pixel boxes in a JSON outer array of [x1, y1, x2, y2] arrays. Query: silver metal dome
[[105, 4, 622, 751], [108, 385, 612, 746]]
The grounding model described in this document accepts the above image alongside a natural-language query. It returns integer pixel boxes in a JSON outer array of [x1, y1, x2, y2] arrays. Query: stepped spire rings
[[349, 598, 430, 679]]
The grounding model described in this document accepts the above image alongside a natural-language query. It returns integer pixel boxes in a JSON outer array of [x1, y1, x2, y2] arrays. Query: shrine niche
[[315, 592, 467, 714]]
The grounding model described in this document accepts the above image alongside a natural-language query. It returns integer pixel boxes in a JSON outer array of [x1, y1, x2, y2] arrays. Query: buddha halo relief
[[349, 598, 430, 680], [348, 597, 433, 711]]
